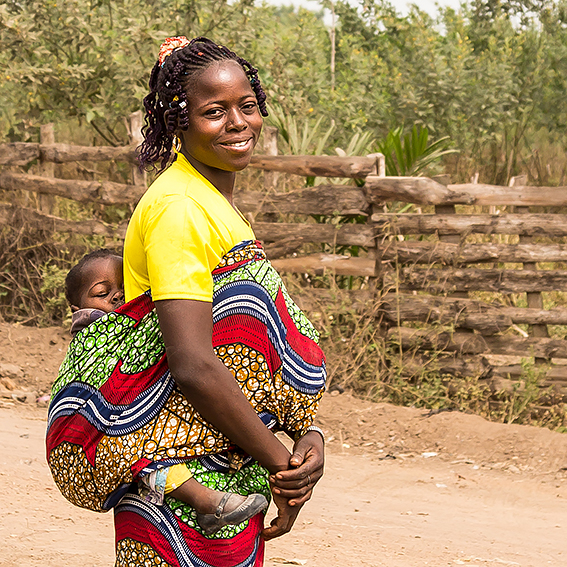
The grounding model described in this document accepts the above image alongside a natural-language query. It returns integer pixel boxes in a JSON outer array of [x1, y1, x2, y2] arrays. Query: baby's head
[[65, 249, 124, 313]]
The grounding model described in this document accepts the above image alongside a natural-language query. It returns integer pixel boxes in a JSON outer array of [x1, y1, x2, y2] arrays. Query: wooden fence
[[3, 118, 567, 401]]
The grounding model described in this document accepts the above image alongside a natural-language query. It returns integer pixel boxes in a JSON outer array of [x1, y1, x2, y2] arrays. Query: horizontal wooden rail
[[371, 213, 567, 236], [380, 293, 567, 327], [377, 241, 567, 264], [0, 170, 370, 213], [254, 222, 375, 247], [388, 327, 567, 358], [248, 155, 383, 178], [236, 186, 368, 216], [0, 171, 145, 206], [0, 142, 137, 165], [0, 142, 384, 178], [393, 268, 567, 293], [0, 203, 127, 238], [271, 254, 375, 277], [364, 176, 471, 205], [365, 176, 567, 207]]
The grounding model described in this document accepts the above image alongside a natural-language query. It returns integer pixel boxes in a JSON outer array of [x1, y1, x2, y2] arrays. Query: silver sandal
[[196, 492, 268, 536]]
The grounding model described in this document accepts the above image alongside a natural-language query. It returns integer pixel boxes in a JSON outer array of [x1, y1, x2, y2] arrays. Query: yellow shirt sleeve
[[141, 194, 222, 302]]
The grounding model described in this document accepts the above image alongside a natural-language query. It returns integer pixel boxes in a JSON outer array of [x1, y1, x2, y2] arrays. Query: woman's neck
[[182, 151, 236, 205]]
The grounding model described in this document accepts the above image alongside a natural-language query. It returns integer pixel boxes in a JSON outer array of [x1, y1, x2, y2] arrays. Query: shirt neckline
[[174, 152, 252, 228]]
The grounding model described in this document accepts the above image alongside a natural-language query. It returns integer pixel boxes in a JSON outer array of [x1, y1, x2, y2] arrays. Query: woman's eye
[[242, 102, 257, 112], [205, 108, 224, 117]]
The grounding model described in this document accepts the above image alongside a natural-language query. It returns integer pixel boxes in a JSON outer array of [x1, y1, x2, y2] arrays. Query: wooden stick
[[392, 268, 567, 293], [370, 213, 567, 236], [248, 155, 379, 178], [377, 240, 567, 264], [379, 293, 567, 326], [0, 203, 127, 238], [128, 111, 146, 187], [0, 171, 145, 205], [365, 176, 567, 206], [253, 221, 375, 247], [235, 186, 368, 215], [38, 124, 55, 214], [388, 326, 567, 358], [271, 254, 375, 276]]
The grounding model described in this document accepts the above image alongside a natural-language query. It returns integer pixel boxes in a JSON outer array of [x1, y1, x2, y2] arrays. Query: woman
[[117, 36, 326, 565]]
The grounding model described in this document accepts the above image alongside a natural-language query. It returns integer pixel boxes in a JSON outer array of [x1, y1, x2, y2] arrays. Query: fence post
[[367, 153, 386, 285], [39, 123, 55, 214], [263, 126, 279, 193], [433, 174, 469, 299], [128, 111, 146, 187], [512, 174, 549, 364]]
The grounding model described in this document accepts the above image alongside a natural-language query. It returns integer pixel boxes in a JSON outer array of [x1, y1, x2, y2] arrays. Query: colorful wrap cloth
[[46, 241, 326, 566]]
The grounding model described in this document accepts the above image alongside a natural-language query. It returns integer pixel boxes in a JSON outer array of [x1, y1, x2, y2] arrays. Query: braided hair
[[139, 37, 268, 172]]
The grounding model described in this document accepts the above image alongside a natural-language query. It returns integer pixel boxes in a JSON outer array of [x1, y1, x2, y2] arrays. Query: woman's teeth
[[225, 140, 248, 148]]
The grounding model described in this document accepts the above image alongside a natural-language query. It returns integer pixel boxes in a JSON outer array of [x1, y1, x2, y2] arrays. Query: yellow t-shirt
[[123, 153, 255, 302]]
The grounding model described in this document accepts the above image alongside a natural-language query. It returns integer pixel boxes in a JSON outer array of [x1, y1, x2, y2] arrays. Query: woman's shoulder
[[137, 161, 204, 210]]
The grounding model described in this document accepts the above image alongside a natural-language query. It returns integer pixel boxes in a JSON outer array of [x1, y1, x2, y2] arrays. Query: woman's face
[[179, 60, 263, 173]]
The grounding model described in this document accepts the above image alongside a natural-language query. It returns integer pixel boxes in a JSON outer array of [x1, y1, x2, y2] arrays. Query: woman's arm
[[155, 298, 291, 475]]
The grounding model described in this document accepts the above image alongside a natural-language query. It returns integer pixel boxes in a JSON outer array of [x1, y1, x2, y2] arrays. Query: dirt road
[[1, 403, 566, 567], [1, 321, 567, 566]]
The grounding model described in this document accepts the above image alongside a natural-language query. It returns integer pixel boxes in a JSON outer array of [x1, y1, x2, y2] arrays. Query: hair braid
[[138, 37, 268, 172]]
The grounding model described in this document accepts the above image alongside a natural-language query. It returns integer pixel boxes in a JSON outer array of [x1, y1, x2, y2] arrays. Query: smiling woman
[[45, 36, 326, 567], [116, 37, 327, 566]]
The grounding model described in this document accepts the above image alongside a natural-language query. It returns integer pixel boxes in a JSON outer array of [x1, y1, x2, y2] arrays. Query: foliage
[[1, 0, 567, 183], [376, 125, 458, 176], [39, 263, 70, 326], [267, 103, 335, 157]]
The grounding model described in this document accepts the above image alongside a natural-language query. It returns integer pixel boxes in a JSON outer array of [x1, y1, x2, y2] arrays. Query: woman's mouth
[[220, 138, 253, 151]]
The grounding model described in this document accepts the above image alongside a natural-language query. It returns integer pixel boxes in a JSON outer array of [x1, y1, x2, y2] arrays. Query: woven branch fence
[[3, 114, 567, 403]]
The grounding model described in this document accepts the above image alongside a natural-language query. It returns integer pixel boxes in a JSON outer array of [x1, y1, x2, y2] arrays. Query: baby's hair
[[138, 36, 268, 172], [65, 249, 121, 307]]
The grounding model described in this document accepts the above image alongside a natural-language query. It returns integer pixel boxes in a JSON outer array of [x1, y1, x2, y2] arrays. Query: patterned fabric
[[158, 36, 190, 66], [46, 240, 325, 518], [114, 459, 270, 567]]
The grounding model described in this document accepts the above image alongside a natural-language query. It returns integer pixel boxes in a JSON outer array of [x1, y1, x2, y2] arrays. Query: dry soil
[[1, 321, 566, 566]]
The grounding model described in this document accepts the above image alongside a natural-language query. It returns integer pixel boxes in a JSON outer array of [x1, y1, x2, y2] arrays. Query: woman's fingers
[[270, 466, 323, 488], [262, 515, 292, 540], [261, 495, 300, 540]]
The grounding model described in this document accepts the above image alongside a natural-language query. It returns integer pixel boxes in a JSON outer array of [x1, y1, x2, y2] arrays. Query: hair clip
[[158, 36, 190, 66], [179, 101, 187, 109], [173, 95, 179, 102], [165, 81, 170, 87], [197, 52, 203, 56]]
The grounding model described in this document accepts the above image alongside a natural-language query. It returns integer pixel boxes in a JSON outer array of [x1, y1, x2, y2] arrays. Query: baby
[[64, 249, 267, 534]]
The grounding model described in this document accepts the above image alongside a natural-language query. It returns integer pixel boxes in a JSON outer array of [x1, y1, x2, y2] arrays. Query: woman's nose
[[226, 108, 247, 130]]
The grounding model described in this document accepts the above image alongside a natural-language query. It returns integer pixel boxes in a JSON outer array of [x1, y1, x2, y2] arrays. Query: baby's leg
[[167, 464, 267, 536]]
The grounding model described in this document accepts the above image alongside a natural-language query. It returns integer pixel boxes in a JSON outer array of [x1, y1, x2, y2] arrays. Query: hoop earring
[[173, 135, 182, 152]]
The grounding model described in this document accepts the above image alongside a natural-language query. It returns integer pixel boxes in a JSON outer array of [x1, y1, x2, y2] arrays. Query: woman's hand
[[269, 430, 325, 507], [262, 490, 302, 541]]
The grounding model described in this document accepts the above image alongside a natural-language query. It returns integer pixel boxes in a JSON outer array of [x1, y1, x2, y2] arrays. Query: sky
[[261, 0, 462, 18]]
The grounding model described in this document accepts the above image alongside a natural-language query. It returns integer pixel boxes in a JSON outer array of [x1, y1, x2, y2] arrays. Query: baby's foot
[[197, 492, 268, 536]]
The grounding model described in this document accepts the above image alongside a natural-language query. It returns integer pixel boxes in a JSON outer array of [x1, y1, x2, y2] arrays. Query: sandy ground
[[1, 321, 567, 566]]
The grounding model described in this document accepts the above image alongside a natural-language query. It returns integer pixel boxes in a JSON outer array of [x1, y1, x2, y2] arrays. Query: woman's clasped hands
[[262, 430, 325, 540]]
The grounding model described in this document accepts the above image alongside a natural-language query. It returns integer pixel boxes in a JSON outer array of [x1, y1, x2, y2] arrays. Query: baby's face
[[76, 256, 124, 313]]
